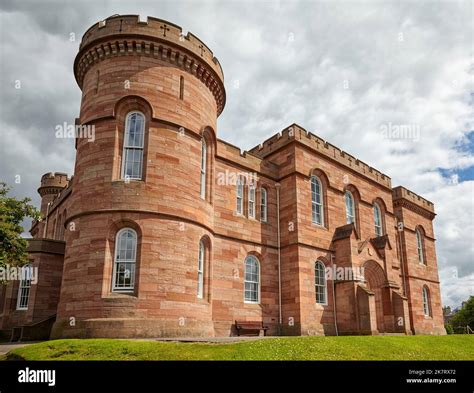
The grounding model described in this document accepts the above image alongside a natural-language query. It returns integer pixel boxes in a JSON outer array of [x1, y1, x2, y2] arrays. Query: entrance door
[[363, 260, 387, 333]]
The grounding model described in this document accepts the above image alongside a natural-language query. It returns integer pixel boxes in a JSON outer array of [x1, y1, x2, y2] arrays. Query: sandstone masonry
[[0, 15, 445, 339]]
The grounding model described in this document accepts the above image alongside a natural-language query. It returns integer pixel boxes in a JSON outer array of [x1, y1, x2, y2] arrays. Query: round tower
[[52, 15, 225, 338], [38, 172, 69, 216]]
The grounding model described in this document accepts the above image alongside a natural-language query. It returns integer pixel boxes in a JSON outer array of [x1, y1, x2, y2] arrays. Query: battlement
[[249, 124, 392, 188], [217, 139, 279, 179], [75, 15, 225, 114], [38, 172, 69, 197], [392, 186, 435, 214]]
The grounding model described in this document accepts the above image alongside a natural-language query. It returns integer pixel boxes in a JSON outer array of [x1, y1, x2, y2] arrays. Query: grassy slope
[[6, 335, 474, 361]]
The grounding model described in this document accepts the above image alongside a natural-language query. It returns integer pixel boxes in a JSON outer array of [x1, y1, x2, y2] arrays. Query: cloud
[[0, 0, 472, 307]]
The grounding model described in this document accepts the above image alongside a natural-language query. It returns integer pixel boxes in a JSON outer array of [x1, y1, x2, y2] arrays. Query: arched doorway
[[363, 260, 387, 333]]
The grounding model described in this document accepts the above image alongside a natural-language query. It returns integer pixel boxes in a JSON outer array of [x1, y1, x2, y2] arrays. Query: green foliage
[[444, 323, 454, 334], [451, 296, 474, 331], [0, 182, 40, 269], [7, 335, 474, 360]]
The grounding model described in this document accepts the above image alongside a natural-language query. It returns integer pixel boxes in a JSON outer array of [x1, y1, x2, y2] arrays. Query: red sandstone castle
[[0, 15, 446, 340]]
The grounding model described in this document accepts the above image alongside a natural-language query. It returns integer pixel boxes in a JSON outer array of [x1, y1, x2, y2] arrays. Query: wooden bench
[[235, 320, 269, 336]]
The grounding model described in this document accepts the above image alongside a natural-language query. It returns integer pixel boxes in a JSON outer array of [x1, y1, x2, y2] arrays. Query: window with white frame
[[236, 177, 243, 215], [248, 183, 255, 218], [374, 202, 383, 236], [311, 175, 324, 225], [200, 139, 207, 199], [121, 112, 145, 180], [16, 264, 32, 310], [260, 187, 267, 222], [315, 260, 327, 305], [113, 228, 137, 292], [244, 255, 260, 303], [345, 191, 355, 224], [422, 286, 431, 316], [197, 241, 204, 298], [416, 228, 425, 264]]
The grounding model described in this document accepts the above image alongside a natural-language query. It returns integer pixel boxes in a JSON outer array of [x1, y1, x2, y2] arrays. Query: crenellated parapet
[[37, 172, 69, 198], [249, 124, 392, 189], [75, 15, 226, 115], [392, 185, 435, 219]]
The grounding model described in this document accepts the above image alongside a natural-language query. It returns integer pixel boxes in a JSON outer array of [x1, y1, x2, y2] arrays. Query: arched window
[[200, 139, 207, 199], [122, 112, 145, 180], [248, 183, 256, 218], [416, 228, 425, 264], [260, 187, 267, 222], [422, 286, 431, 316], [113, 228, 137, 292], [345, 191, 355, 224], [197, 241, 205, 298], [374, 203, 383, 236], [315, 260, 327, 305], [244, 255, 260, 303], [236, 176, 244, 215], [311, 175, 324, 225]]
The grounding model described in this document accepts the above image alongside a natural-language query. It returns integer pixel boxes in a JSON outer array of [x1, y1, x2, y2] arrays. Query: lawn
[[5, 335, 474, 360]]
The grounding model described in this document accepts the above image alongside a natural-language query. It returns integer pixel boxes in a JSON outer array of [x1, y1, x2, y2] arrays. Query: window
[[200, 139, 207, 199], [260, 188, 267, 222], [122, 112, 145, 180], [112, 228, 137, 292], [52, 219, 56, 239], [248, 183, 255, 218], [244, 255, 260, 303], [416, 228, 425, 264], [374, 203, 383, 236], [422, 286, 431, 316], [315, 260, 327, 305], [311, 176, 324, 225], [197, 241, 204, 298], [179, 75, 184, 100], [236, 177, 243, 215], [345, 191, 355, 224], [16, 264, 32, 310]]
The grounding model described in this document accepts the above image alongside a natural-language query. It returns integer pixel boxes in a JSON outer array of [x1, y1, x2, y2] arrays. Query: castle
[[0, 15, 446, 339]]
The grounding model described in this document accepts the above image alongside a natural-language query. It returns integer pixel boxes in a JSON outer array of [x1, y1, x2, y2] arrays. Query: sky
[[0, 0, 472, 308]]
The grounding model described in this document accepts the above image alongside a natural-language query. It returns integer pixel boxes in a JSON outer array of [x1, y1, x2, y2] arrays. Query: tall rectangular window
[[374, 203, 383, 236], [16, 264, 32, 310], [236, 177, 243, 215], [345, 191, 355, 224], [311, 176, 324, 225], [248, 184, 255, 218], [200, 139, 207, 199], [122, 112, 145, 180], [197, 241, 204, 298], [113, 228, 137, 292], [260, 188, 267, 222], [315, 261, 327, 305], [244, 256, 260, 303]]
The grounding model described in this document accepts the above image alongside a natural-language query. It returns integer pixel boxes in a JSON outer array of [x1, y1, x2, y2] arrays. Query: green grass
[[5, 335, 474, 361]]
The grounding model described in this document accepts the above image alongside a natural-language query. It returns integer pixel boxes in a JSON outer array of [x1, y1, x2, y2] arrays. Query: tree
[[0, 182, 40, 269], [451, 296, 474, 332]]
